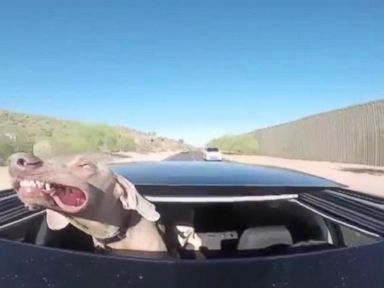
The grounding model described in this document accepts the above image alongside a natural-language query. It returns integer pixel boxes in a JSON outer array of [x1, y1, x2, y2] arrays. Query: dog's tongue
[[56, 188, 86, 207]]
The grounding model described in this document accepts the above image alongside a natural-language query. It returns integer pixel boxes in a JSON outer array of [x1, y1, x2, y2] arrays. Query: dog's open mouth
[[15, 179, 88, 213]]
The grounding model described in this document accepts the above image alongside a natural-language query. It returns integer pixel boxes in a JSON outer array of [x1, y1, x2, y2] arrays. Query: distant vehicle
[[203, 147, 223, 161]]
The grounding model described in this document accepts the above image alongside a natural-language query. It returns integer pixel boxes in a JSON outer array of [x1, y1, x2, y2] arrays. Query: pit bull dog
[[8, 152, 169, 254]]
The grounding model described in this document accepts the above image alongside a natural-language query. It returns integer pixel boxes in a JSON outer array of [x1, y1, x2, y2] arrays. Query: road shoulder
[[224, 154, 384, 197]]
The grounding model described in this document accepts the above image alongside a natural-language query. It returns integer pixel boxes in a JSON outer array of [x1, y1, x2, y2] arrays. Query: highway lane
[[165, 151, 205, 161], [165, 151, 229, 162]]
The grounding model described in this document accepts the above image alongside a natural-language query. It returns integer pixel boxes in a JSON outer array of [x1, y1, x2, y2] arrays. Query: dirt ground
[[225, 154, 384, 197], [0, 151, 179, 191]]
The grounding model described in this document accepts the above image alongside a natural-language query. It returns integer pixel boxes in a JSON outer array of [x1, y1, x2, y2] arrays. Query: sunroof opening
[[0, 198, 380, 260]]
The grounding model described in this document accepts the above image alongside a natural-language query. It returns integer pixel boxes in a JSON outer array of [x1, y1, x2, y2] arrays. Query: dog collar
[[95, 226, 128, 245]]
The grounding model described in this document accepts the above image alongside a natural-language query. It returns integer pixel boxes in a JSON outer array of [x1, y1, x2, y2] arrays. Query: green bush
[[1, 110, 186, 159], [0, 121, 137, 160], [45, 123, 135, 154], [49, 123, 136, 155], [0, 127, 34, 163], [116, 135, 136, 151], [208, 133, 259, 155], [0, 137, 15, 165]]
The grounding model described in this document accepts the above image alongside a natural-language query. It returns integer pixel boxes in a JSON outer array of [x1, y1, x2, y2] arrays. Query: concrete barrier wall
[[255, 100, 384, 165]]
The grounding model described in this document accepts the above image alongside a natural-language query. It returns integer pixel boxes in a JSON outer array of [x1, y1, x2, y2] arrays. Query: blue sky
[[0, 0, 383, 146]]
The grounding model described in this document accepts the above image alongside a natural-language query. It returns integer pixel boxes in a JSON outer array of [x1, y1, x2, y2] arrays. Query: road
[[166, 151, 384, 197], [165, 151, 205, 161]]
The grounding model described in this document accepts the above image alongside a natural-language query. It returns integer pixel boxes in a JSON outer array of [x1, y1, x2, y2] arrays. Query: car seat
[[237, 225, 293, 250]]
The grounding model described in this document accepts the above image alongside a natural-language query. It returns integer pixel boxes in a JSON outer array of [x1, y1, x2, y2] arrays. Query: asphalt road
[[165, 151, 205, 161]]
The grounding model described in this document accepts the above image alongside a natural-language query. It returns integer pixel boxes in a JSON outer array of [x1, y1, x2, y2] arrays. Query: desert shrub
[[208, 133, 259, 155], [49, 123, 136, 155], [0, 137, 15, 165], [0, 127, 33, 163]]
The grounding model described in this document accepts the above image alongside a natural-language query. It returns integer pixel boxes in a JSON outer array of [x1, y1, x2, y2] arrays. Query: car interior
[[158, 201, 343, 259], [0, 199, 379, 260]]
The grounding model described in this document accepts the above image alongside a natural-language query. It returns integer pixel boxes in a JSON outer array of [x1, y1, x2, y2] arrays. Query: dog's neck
[[66, 214, 167, 252], [105, 218, 167, 252]]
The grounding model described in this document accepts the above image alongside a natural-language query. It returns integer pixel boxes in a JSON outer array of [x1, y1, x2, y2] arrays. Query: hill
[[0, 110, 188, 163]]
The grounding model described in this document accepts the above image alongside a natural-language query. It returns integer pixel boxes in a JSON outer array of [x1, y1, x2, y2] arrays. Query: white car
[[203, 147, 223, 161]]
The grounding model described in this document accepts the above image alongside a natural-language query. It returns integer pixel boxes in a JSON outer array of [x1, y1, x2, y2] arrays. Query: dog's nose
[[9, 153, 43, 171]]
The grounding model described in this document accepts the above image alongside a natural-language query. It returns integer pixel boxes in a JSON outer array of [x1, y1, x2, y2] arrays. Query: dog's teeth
[[36, 181, 43, 188], [30, 181, 37, 188], [45, 183, 51, 191]]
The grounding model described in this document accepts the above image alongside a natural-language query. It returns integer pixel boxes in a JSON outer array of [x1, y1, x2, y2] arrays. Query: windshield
[[207, 148, 219, 152]]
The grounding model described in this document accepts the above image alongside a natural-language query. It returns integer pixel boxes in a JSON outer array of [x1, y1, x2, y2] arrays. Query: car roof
[[111, 161, 343, 201]]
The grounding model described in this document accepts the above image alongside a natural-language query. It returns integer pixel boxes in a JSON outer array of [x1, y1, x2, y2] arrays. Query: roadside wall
[[255, 100, 384, 165]]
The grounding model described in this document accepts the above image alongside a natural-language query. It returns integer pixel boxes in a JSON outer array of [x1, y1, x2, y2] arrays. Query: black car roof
[[111, 161, 343, 201]]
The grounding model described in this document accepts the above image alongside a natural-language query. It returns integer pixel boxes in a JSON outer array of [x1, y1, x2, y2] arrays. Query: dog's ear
[[46, 209, 70, 230], [115, 175, 160, 222]]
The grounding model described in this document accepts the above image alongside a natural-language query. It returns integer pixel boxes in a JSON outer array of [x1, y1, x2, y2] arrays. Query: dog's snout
[[17, 157, 42, 168], [9, 153, 43, 171]]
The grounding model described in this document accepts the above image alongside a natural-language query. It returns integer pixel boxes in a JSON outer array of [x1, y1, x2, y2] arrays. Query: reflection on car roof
[[111, 161, 342, 188]]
